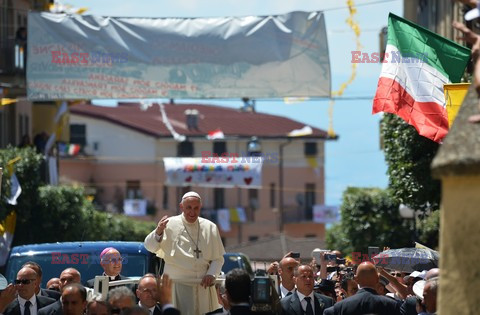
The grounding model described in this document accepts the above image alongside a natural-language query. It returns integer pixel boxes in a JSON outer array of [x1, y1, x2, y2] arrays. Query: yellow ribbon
[[328, 0, 362, 137]]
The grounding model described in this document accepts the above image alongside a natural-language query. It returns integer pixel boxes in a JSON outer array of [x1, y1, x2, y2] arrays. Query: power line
[[322, 0, 400, 12]]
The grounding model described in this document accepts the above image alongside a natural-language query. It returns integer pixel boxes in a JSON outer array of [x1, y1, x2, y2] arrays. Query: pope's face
[[180, 197, 202, 223]]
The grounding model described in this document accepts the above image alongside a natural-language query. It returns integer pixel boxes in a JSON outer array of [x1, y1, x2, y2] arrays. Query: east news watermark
[[51, 253, 129, 265], [51, 51, 129, 65], [201, 151, 279, 164], [351, 51, 428, 63]]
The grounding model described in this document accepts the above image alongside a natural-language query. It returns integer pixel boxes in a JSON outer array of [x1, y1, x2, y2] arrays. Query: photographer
[[224, 269, 253, 315]]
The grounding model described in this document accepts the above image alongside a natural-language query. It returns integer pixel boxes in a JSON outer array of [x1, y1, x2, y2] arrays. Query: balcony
[[283, 205, 314, 224]]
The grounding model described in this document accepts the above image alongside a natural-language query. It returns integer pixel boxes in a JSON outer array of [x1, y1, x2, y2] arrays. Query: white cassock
[[144, 214, 225, 315]]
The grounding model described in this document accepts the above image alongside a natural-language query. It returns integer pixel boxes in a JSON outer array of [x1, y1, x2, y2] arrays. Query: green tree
[[381, 114, 441, 248], [326, 187, 412, 255], [0, 146, 155, 246], [417, 210, 440, 249], [380, 114, 440, 211]]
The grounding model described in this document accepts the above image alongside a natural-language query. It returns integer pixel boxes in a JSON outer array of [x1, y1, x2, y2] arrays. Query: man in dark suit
[[22, 262, 61, 300], [136, 274, 179, 315], [86, 247, 130, 290], [280, 264, 334, 315], [4, 267, 55, 315], [323, 262, 402, 315], [38, 268, 83, 315], [224, 268, 253, 315]]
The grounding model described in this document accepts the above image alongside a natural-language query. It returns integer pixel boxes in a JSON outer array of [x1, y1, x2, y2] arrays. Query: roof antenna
[[241, 97, 255, 112]]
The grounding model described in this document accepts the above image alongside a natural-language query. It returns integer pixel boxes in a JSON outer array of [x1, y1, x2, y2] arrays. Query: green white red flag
[[373, 13, 470, 142]]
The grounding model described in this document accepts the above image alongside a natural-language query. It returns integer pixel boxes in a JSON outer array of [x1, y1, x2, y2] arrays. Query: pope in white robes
[[144, 191, 225, 315]]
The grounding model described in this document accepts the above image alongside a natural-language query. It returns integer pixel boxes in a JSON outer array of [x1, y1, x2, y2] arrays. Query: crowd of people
[[0, 191, 440, 315], [264, 250, 439, 315]]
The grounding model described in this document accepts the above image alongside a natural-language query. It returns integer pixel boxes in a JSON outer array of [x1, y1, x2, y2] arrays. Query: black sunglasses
[[15, 279, 35, 285], [111, 308, 130, 314]]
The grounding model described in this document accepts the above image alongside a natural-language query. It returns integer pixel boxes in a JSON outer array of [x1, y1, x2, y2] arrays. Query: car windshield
[[6, 253, 149, 287], [222, 254, 254, 276]]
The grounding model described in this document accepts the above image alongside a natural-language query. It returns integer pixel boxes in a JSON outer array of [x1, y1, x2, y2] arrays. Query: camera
[[250, 274, 280, 314], [325, 254, 337, 262], [290, 252, 300, 259]]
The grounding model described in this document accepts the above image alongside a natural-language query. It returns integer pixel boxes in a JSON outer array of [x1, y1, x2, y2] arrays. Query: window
[[305, 183, 315, 220], [126, 180, 142, 199], [214, 188, 224, 209], [269, 183, 276, 208], [70, 124, 86, 145], [177, 140, 194, 157], [248, 189, 259, 211], [304, 142, 317, 157], [213, 141, 226, 156], [162, 186, 169, 210]]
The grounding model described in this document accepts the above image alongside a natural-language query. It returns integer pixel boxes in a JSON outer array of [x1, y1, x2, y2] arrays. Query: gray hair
[[86, 299, 111, 315], [107, 286, 136, 305]]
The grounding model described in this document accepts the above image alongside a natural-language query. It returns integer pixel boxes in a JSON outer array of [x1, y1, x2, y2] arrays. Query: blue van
[[4, 241, 160, 287], [5, 242, 253, 286]]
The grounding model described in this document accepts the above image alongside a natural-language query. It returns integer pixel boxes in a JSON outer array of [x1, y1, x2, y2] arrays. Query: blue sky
[[66, 0, 403, 205]]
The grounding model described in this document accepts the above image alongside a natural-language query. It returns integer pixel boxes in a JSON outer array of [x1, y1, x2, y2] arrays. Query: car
[[4, 241, 161, 287], [5, 241, 253, 286], [221, 252, 254, 278]]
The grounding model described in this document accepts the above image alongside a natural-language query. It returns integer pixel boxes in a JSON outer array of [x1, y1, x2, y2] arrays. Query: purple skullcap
[[100, 247, 117, 259]]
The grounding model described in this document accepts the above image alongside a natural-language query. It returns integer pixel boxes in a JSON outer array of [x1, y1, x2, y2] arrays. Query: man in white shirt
[[280, 265, 333, 315], [4, 267, 55, 315], [144, 191, 225, 315], [278, 257, 299, 298], [136, 274, 179, 315]]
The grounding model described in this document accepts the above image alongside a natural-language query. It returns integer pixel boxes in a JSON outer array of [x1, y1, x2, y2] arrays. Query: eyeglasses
[[101, 257, 125, 264], [138, 288, 157, 294], [15, 279, 36, 285], [390, 272, 402, 277]]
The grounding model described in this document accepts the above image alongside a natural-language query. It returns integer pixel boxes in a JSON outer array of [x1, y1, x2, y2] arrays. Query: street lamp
[[399, 204, 417, 245]]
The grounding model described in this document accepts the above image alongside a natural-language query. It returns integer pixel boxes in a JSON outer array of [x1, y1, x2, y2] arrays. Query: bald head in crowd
[[425, 268, 439, 280], [278, 257, 299, 292], [62, 283, 87, 315], [60, 268, 82, 290], [355, 262, 379, 288]]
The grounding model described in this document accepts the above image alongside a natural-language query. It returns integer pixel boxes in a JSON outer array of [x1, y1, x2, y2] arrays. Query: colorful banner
[[27, 11, 330, 100], [0, 211, 17, 266], [444, 83, 470, 127], [163, 157, 262, 188], [313, 205, 340, 223], [217, 209, 231, 232], [123, 199, 147, 216]]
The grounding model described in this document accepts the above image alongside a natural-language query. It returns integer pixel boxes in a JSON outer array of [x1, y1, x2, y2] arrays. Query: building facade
[[59, 102, 336, 246]]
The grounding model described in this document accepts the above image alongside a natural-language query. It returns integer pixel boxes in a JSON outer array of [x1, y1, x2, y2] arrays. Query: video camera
[[250, 271, 280, 314]]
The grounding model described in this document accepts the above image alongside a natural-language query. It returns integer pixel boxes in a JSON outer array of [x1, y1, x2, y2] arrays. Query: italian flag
[[373, 13, 470, 142]]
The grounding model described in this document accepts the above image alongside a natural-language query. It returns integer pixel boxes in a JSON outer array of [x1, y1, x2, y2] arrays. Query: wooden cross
[[193, 247, 202, 259]]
